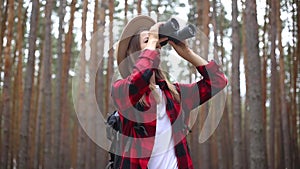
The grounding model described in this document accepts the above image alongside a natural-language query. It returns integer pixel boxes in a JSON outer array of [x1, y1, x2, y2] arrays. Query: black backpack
[[105, 111, 122, 169], [105, 111, 150, 169]]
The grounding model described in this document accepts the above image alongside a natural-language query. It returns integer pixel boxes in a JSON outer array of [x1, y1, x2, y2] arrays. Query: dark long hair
[[126, 29, 180, 103]]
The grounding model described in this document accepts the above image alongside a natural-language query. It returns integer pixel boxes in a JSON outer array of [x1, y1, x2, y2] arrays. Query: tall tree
[[1, 0, 14, 168], [124, 0, 128, 24], [18, 0, 39, 168], [0, 0, 7, 154], [53, 0, 66, 168], [0, 0, 8, 80], [76, 0, 88, 168], [59, 0, 76, 168], [269, 0, 278, 167], [211, 1, 225, 169], [11, 0, 25, 167], [241, 2, 249, 168], [42, 0, 54, 168], [296, 2, 300, 167], [199, 1, 211, 169], [276, 0, 292, 168], [95, 0, 108, 167], [137, 0, 142, 14], [231, 0, 243, 168], [33, 35, 46, 169], [261, 0, 268, 156], [244, 0, 267, 169], [106, 0, 114, 113]]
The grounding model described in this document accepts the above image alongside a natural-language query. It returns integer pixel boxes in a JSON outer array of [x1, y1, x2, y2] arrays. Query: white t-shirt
[[147, 85, 178, 169]]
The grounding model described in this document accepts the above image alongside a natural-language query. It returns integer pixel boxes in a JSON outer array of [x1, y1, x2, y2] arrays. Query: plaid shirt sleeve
[[176, 60, 228, 112], [111, 49, 160, 112]]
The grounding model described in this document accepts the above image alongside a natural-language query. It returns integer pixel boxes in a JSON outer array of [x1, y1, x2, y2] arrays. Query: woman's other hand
[[169, 40, 208, 66]]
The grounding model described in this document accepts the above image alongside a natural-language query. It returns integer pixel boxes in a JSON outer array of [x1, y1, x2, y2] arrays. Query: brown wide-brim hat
[[116, 15, 156, 78]]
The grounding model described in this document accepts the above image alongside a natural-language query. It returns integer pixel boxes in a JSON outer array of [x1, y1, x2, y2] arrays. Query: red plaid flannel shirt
[[111, 49, 227, 169]]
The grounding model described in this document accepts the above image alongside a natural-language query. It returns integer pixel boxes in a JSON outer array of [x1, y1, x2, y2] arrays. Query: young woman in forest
[[111, 15, 228, 169]]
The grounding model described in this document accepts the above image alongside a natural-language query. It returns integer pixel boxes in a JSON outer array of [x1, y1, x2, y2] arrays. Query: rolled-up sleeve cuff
[[196, 60, 220, 78], [139, 49, 160, 68]]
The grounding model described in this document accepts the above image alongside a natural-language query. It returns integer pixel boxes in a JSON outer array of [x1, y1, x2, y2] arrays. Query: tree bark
[[53, 0, 66, 168], [42, 0, 54, 168], [124, 0, 128, 24], [0, 0, 7, 72], [11, 0, 25, 168], [137, 0, 142, 14], [95, 0, 108, 167], [261, 0, 268, 147], [244, 0, 267, 169], [277, 0, 292, 168], [19, 0, 39, 168], [59, 0, 76, 168], [295, 2, 300, 168], [0, 1, 6, 156], [232, 0, 243, 168], [269, 0, 277, 168], [106, 0, 114, 114], [33, 45, 45, 169], [197, 1, 211, 168], [1, 0, 14, 168], [211, 1, 224, 168], [147, 0, 151, 16], [241, 3, 249, 168], [76, 0, 88, 168]]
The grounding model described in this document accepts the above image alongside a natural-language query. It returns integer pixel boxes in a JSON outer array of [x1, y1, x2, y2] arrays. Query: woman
[[111, 15, 227, 169]]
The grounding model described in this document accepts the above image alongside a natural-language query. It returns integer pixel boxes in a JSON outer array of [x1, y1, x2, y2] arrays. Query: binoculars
[[159, 18, 196, 46]]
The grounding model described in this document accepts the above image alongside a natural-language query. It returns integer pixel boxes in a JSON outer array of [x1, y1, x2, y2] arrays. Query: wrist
[[181, 48, 194, 58]]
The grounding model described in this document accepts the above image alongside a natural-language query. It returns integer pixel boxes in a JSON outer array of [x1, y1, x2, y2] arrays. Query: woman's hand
[[169, 40, 208, 66], [145, 22, 168, 50], [168, 40, 191, 59]]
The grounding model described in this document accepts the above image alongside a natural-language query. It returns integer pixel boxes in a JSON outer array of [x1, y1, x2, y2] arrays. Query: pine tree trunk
[[33, 46, 45, 169], [1, 0, 14, 168], [295, 1, 300, 167], [211, 1, 224, 168], [95, 0, 108, 167], [137, 0, 142, 14], [261, 2, 269, 168], [42, 0, 54, 168], [242, 3, 249, 169], [197, 1, 211, 168], [19, 0, 39, 168], [76, 0, 88, 168], [106, 0, 114, 114], [232, 0, 243, 168], [59, 0, 76, 168], [124, 0, 128, 24], [0, 0, 7, 75], [269, 0, 277, 168], [244, 0, 267, 168], [0, 0, 5, 156], [275, 97, 284, 169], [11, 0, 25, 168], [147, 0, 151, 16], [276, 0, 291, 168], [53, 0, 66, 168]]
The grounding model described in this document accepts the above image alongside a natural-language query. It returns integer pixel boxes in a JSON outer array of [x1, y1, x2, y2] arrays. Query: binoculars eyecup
[[159, 18, 196, 46]]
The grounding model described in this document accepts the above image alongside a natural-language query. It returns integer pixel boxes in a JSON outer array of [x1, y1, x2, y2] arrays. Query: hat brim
[[116, 15, 156, 78]]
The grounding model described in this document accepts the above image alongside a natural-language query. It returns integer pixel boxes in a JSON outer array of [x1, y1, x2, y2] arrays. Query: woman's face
[[139, 30, 150, 50]]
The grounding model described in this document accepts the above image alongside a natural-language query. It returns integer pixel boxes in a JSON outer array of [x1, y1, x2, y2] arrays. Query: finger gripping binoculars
[[159, 18, 196, 46]]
